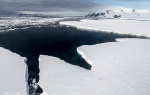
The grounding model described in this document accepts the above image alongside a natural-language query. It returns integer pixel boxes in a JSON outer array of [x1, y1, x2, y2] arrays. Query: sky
[[0, 0, 149, 15], [96, 0, 150, 9], [0, 0, 100, 14]]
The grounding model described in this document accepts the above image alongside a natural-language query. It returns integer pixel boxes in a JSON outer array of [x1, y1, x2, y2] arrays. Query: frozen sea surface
[[0, 47, 26, 95], [60, 19, 150, 35]]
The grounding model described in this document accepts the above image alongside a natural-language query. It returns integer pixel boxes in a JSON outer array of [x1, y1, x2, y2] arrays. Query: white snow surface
[[0, 18, 150, 95], [60, 19, 150, 36], [0, 48, 26, 95]]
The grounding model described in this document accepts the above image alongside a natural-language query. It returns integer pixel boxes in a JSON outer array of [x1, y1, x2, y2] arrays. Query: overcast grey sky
[[0, 0, 103, 15], [1, 0, 149, 15]]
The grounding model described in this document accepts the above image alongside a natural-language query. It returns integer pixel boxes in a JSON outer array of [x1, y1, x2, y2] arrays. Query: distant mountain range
[[16, 8, 150, 19], [85, 8, 150, 19], [17, 13, 62, 18]]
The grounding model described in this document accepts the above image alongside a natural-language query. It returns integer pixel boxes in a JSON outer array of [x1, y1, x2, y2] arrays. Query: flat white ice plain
[[0, 47, 26, 95], [60, 19, 150, 35], [0, 18, 150, 95]]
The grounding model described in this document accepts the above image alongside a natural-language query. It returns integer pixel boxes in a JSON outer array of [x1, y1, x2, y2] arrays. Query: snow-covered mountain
[[85, 7, 150, 19]]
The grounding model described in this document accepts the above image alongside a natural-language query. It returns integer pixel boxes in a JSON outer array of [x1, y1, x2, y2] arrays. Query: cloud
[[0, 0, 102, 15], [96, 0, 150, 9]]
